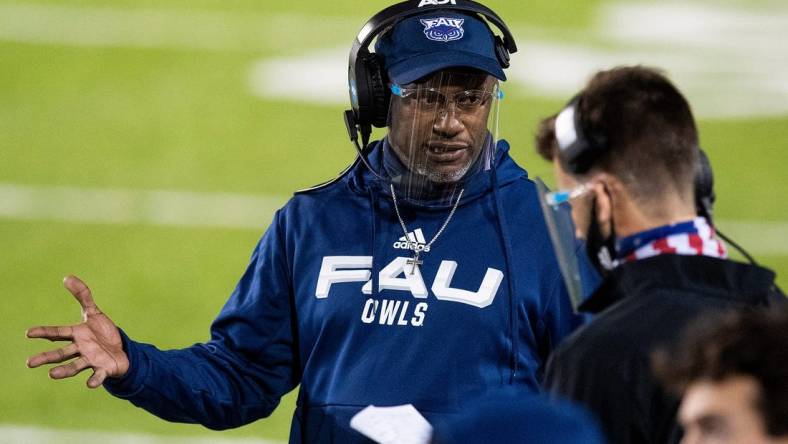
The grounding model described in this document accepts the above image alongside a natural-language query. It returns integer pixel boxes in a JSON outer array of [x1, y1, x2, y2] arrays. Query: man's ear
[[590, 175, 615, 238]]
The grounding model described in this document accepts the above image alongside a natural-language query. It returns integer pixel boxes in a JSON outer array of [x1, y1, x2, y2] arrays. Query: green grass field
[[2, 0, 787, 441]]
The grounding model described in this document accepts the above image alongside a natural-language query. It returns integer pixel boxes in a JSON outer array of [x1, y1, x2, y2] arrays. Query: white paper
[[350, 404, 433, 444]]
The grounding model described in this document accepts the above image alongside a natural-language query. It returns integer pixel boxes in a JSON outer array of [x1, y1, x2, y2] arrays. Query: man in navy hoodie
[[26, 2, 593, 442]]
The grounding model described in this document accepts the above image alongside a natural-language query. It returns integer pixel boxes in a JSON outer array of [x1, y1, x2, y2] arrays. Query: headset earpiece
[[694, 148, 715, 222], [494, 35, 510, 69], [353, 52, 390, 129]]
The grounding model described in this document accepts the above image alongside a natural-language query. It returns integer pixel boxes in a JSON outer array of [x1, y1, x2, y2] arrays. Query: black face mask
[[584, 196, 616, 275]]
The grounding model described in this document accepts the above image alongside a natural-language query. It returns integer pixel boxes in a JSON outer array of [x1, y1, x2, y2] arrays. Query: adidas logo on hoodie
[[392, 228, 431, 252]]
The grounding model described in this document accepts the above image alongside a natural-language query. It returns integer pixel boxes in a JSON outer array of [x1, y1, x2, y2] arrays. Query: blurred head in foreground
[[430, 387, 605, 444], [653, 308, 788, 444]]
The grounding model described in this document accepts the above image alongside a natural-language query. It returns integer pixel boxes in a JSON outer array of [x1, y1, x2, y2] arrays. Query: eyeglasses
[[390, 84, 504, 112], [543, 183, 592, 208]]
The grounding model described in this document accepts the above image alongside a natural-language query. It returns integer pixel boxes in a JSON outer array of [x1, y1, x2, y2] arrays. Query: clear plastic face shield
[[535, 178, 588, 311], [384, 69, 502, 205]]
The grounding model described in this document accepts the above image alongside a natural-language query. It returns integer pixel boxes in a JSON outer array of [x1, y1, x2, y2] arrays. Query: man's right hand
[[26, 275, 130, 388]]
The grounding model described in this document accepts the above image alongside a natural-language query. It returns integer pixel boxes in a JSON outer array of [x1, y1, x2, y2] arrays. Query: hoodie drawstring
[[491, 165, 519, 384], [369, 188, 379, 297]]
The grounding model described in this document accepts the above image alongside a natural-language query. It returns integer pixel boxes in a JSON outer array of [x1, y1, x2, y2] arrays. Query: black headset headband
[[349, 0, 518, 67]]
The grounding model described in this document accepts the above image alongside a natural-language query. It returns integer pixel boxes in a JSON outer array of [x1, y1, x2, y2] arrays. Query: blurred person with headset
[[26, 1, 598, 442], [533, 65, 785, 444]]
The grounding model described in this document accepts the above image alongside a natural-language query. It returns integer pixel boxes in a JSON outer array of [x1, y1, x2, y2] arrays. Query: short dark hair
[[538, 66, 699, 205], [534, 114, 558, 162], [653, 308, 788, 437]]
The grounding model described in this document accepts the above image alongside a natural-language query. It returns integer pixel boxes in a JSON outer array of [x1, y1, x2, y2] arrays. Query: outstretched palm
[[26, 275, 129, 388]]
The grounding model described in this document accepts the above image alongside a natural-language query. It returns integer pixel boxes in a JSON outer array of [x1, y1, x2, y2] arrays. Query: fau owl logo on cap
[[420, 17, 465, 42], [418, 0, 457, 6]]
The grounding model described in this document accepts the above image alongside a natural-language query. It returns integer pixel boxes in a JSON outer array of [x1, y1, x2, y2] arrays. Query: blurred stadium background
[[2, 0, 787, 442]]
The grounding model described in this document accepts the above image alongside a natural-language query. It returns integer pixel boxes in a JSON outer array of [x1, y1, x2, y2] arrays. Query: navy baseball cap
[[375, 11, 506, 85]]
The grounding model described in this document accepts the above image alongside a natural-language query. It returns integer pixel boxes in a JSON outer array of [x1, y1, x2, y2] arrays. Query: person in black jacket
[[534, 65, 785, 444]]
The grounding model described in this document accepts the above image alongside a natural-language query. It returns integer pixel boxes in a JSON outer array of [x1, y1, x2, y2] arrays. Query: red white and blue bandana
[[615, 217, 727, 266]]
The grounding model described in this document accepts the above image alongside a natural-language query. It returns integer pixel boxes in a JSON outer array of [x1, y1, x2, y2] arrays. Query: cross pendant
[[406, 251, 423, 275]]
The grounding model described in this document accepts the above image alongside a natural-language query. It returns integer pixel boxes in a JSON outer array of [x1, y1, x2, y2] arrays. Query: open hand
[[26, 275, 129, 388]]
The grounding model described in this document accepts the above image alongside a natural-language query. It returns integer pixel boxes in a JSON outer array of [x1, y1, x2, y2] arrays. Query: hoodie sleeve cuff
[[103, 328, 150, 398]]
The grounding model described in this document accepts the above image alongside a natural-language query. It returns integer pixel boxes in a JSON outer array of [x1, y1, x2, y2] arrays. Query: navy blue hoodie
[[104, 140, 595, 442]]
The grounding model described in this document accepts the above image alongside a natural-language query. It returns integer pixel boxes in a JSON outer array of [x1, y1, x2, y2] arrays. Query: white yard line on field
[[248, 1, 788, 119], [0, 3, 357, 52], [3, 2, 788, 117], [0, 183, 287, 230], [0, 183, 787, 256], [0, 425, 283, 444], [714, 221, 788, 257], [0, 3, 258, 51]]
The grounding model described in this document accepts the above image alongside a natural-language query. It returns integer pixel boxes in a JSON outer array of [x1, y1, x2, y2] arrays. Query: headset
[[343, 0, 518, 153], [694, 149, 715, 223], [554, 94, 607, 176], [555, 95, 759, 264]]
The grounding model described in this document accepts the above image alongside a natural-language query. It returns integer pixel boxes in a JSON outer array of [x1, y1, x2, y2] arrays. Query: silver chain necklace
[[390, 183, 465, 275]]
